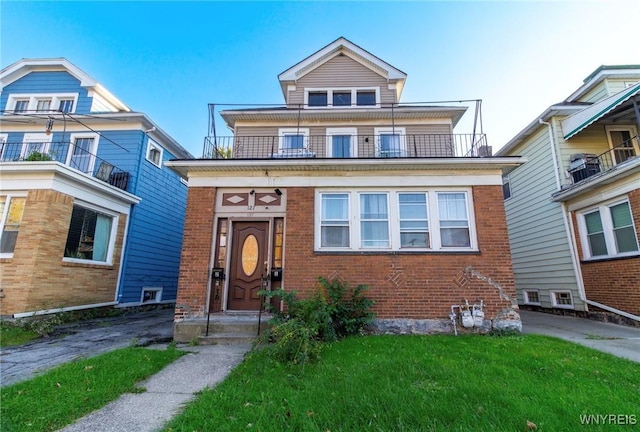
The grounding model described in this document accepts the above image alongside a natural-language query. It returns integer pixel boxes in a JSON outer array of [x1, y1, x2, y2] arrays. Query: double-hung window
[[146, 139, 163, 167], [579, 200, 639, 259], [438, 192, 471, 247], [277, 128, 310, 157], [399, 193, 429, 248], [606, 126, 639, 164], [316, 189, 475, 251], [64, 204, 117, 264], [320, 194, 350, 247], [0, 195, 27, 256], [360, 193, 390, 248]]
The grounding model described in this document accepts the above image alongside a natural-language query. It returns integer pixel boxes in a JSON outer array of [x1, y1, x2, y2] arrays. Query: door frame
[[209, 217, 276, 313]]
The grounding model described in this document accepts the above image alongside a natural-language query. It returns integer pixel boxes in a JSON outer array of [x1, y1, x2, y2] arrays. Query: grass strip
[[1, 346, 184, 432], [0, 321, 40, 347], [164, 335, 639, 432]]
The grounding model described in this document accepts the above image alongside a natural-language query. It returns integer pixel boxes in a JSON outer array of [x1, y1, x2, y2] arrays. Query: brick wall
[[283, 185, 517, 320], [174, 187, 216, 320], [574, 188, 640, 316], [0, 189, 126, 316]]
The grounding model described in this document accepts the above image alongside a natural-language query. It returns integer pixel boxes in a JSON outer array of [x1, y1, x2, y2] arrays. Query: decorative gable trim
[[278, 37, 406, 83]]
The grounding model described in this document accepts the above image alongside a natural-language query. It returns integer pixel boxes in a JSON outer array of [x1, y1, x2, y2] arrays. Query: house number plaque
[[241, 234, 259, 276]]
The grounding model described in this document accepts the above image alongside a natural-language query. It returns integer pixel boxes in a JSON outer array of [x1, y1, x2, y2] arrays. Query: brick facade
[[173, 185, 517, 322], [0, 189, 127, 316], [174, 187, 216, 320], [572, 188, 640, 316]]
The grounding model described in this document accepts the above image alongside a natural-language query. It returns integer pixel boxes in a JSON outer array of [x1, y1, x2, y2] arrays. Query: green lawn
[[164, 335, 640, 432], [1, 346, 185, 432], [0, 321, 40, 347]]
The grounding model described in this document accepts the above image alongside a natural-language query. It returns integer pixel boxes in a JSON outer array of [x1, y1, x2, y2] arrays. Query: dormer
[[277, 37, 407, 108], [565, 65, 640, 104], [0, 58, 130, 115]]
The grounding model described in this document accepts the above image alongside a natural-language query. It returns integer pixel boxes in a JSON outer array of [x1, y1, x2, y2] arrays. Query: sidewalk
[[520, 310, 640, 363]]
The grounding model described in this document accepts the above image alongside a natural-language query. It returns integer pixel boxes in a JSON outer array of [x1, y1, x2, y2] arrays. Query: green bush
[[24, 151, 53, 161], [258, 277, 375, 365]]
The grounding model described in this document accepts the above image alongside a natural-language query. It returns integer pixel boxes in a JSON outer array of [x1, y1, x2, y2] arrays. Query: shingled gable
[[277, 37, 407, 100]]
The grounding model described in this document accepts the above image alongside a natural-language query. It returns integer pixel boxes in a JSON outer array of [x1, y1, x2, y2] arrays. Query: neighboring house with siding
[[166, 38, 525, 342], [0, 58, 192, 317], [497, 65, 640, 322]]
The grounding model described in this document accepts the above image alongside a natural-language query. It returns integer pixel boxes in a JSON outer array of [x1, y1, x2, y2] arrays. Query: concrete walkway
[[520, 310, 640, 363], [59, 344, 251, 432]]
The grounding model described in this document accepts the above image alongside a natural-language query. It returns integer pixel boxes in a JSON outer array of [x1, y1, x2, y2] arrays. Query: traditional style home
[[166, 38, 525, 341], [0, 58, 192, 317], [497, 65, 640, 323]]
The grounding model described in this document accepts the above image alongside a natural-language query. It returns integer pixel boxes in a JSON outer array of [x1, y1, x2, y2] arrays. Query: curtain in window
[[332, 135, 351, 158], [93, 214, 112, 261], [321, 194, 349, 247], [438, 193, 470, 247], [283, 135, 304, 150], [360, 194, 389, 247], [380, 134, 401, 157]]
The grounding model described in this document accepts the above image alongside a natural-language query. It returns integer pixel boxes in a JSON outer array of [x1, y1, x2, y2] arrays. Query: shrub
[[258, 277, 375, 364], [24, 151, 53, 161]]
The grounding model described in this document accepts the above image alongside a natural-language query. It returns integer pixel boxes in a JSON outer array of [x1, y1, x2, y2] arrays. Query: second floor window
[[67, 136, 97, 173], [14, 100, 29, 113]]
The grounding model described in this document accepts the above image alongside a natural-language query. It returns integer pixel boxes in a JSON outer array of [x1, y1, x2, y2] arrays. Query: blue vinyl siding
[[117, 139, 187, 303], [2, 66, 189, 307], [0, 71, 91, 113]]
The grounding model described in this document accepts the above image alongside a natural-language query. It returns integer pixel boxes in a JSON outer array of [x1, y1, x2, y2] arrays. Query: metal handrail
[[0, 140, 130, 191], [202, 133, 490, 159]]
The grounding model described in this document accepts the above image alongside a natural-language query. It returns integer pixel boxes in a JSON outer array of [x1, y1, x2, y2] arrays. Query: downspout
[[538, 118, 587, 306]]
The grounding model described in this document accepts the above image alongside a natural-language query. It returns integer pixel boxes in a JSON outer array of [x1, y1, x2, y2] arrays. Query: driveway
[[520, 310, 640, 363], [1, 307, 174, 387]]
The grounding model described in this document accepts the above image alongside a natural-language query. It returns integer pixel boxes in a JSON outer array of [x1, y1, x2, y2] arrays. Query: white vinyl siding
[[502, 127, 583, 310]]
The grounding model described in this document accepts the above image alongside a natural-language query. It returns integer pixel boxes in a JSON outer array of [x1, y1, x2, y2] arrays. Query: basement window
[[141, 287, 162, 303], [551, 291, 573, 309], [523, 290, 540, 305]]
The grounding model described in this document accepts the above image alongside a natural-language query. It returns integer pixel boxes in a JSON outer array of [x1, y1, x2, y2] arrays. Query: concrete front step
[[198, 332, 259, 346]]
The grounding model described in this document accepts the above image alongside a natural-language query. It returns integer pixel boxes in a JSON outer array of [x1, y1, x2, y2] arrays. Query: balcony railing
[[0, 141, 130, 191], [202, 134, 490, 160], [567, 135, 640, 184]]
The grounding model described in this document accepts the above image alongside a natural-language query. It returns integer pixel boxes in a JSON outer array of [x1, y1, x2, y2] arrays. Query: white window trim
[[315, 188, 477, 252], [66, 132, 99, 173], [605, 125, 639, 163], [0, 193, 28, 259], [304, 87, 381, 109], [0, 133, 8, 160], [6, 93, 79, 114], [277, 128, 310, 155], [326, 127, 358, 158], [502, 174, 512, 200], [62, 201, 119, 266], [141, 287, 163, 304], [523, 290, 541, 305], [146, 138, 164, 168], [374, 127, 407, 157], [551, 291, 574, 309], [576, 198, 640, 261], [21, 133, 52, 159]]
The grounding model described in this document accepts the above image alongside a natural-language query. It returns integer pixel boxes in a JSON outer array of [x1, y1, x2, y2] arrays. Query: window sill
[[62, 259, 114, 269], [314, 249, 480, 255], [581, 252, 640, 263]]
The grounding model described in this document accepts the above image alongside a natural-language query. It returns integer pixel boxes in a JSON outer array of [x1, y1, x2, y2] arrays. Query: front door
[[227, 221, 269, 310]]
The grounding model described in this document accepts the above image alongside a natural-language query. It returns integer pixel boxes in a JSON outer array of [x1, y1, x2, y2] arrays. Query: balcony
[[566, 135, 640, 186], [0, 141, 130, 191], [202, 134, 490, 160]]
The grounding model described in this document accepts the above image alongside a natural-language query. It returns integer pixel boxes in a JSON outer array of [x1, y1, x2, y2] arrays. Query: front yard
[[164, 334, 639, 431]]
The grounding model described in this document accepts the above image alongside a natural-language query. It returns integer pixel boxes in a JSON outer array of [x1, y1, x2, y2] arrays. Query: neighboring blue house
[[0, 58, 192, 317]]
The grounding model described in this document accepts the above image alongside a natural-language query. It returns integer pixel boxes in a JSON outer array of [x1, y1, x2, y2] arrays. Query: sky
[[2, 0, 639, 157]]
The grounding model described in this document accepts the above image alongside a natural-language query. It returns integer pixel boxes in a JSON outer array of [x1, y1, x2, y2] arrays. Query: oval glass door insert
[[241, 234, 259, 276]]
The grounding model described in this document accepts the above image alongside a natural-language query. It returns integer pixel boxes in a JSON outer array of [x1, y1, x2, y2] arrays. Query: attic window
[[309, 92, 328, 107], [333, 92, 351, 106], [356, 91, 376, 106], [146, 139, 163, 168]]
